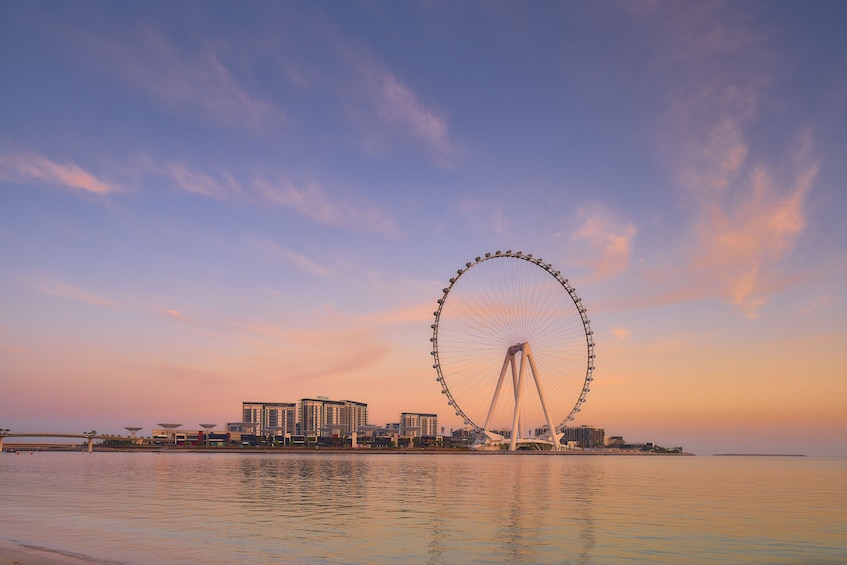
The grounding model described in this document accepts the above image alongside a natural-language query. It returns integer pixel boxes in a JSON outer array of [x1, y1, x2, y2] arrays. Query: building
[[561, 425, 605, 448], [241, 401, 297, 438], [299, 398, 368, 438], [400, 412, 438, 437], [264, 402, 297, 436], [344, 401, 368, 435]]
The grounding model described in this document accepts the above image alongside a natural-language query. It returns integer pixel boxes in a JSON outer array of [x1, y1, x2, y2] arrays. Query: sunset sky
[[2, 2, 845, 456]]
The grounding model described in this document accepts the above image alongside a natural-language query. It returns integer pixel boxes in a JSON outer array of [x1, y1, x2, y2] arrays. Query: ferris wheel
[[431, 250, 595, 450]]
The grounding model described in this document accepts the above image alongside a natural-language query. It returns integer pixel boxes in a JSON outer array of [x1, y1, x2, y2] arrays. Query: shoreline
[[0, 541, 103, 565], [2, 445, 694, 455]]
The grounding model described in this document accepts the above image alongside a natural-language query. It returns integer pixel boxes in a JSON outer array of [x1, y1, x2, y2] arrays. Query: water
[[1, 452, 845, 564]]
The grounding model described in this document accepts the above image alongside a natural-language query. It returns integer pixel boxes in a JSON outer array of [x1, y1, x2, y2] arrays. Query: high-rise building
[[400, 412, 438, 437], [242, 402, 263, 431], [299, 398, 368, 437], [241, 401, 297, 437], [264, 402, 297, 435], [299, 398, 323, 436], [344, 401, 368, 434], [561, 425, 605, 447]]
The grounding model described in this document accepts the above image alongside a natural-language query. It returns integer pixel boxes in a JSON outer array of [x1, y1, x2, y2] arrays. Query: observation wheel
[[431, 250, 595, 450]]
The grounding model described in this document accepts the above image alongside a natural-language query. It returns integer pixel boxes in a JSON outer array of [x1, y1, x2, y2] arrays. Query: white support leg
[[525, 343, 561, 450], [509, 347, 529, 451], [484, 350, 514, 432]]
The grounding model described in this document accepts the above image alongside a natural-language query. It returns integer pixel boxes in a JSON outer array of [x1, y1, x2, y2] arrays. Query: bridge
[[0, 432, 137, 453]]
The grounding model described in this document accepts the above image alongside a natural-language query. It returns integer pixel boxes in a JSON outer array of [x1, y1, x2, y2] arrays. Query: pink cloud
[[244, 237, 331, 276], [800, 293, 835, 316], [571, 205, 637, 279], [76, 26, 283, 132], [166, 163, 242, 199], [377, 73, 455, 160], [611, 327, 632, 339], [643, 7, 820, 317], [671, 101, 819, 316], [0, 152, 114, 194], [25, 276, 112, 306], [689, 154, 818, 317], [255, 177, 398, 236], [327, 34, 457, 165], [105, 155, 398, 237], [236, 321, 391, 383], [361, 303, 435, 324]]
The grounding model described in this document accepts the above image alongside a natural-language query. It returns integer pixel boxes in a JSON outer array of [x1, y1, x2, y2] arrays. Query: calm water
[[1, 452, 845, 564]]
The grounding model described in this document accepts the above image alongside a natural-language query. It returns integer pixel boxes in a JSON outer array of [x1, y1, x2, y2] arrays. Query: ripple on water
[[0, 453, 845, 564]]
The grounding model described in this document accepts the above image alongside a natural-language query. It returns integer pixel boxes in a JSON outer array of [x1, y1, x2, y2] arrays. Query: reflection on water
[[0, 453, 845, 564]]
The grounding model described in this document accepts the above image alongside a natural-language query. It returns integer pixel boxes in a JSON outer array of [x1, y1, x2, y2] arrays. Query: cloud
[[361, 303, 435, 324], [255, 177, 398, 236], [376, 73, 455, 161], [456, 199, 511, 235], [571, 205, 637, 279], [0, 152, 114, 194], [244, 237, 331, 276], [668, 85, 818, 316], [611, 327, 632, 339], [800, 293, 835, 316], [237, 322, 391, 381], [166, 163, 242, 199], [145, 160, 396, 237], [329, 34, 457, 165], [688, 150, 818, 317], [24, 276, 111, 306], [645, 6, 820, 317], [77, 26, 283, 132]]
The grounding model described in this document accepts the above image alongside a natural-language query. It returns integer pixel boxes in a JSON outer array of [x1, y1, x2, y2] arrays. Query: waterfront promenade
[[2, 443, 692, 455]]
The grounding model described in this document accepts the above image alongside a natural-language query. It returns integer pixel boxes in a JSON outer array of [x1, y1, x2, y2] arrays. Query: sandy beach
[[0, 542, 100, 565]]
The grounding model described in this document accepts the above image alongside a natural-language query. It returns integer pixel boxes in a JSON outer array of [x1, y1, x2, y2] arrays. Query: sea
[[1, 451, 845, 564]]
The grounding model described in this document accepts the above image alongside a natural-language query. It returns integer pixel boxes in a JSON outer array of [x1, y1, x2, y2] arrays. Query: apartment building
[[561, 425, 605, 448], [297, 398, 369, 437], [400, 412, 438, 437], [241, 401, 297, 437]]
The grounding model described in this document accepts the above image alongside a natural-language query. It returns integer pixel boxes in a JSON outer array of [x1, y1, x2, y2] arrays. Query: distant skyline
[[2, 2, 846, 456]]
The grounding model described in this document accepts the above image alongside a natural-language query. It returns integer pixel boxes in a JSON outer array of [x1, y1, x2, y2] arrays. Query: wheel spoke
[[431, 252, 595, 450]]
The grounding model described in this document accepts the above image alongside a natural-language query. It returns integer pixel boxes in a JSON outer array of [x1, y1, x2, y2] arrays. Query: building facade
[[561, 425, 605, 448], [344, 401, 368, 434], [299, 398, 368, 437], [400, 412, 439, 437], [241, 401, 297, 437]]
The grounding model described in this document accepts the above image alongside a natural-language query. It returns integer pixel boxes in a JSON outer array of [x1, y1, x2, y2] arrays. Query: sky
[[1, 1, 846, 456]]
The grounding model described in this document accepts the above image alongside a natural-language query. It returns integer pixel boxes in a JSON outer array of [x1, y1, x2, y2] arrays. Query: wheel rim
[[431, 251, 595, 440]]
